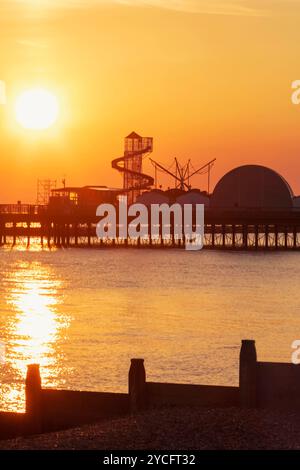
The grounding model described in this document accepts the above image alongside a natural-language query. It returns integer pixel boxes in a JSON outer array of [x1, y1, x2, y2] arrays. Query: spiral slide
[[111, 146, 154, 190]]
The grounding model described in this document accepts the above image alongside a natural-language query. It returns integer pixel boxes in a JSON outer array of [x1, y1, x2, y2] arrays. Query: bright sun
[[15, 88, 59, 130]]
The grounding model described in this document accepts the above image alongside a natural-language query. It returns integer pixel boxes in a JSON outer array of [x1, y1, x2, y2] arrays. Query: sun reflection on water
[[1, 259, 69, 412]]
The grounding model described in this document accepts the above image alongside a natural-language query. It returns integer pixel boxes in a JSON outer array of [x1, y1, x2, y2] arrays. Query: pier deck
[[1, 204, 300, 249]]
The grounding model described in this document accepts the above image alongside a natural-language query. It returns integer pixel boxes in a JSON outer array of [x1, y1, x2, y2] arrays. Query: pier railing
[[0, 205, 300, 249], [0, 204, 45, 215]]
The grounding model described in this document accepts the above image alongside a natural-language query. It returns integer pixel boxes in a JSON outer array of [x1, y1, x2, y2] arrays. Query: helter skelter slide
[[111, 131, 154, 204]]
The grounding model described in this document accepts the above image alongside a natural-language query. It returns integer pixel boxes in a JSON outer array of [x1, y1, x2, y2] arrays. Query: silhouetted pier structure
[[1, 161, 300, 249], [1, 203, 300, 250]]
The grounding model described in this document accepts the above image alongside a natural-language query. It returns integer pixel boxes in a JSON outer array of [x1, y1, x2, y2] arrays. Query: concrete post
[[129, 358, 146, 413], [25, 364, 42, 433], [239, 339, 257, 408]]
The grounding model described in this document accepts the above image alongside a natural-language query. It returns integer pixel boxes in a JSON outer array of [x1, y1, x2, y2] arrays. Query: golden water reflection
[[2, 260, 69, 412]]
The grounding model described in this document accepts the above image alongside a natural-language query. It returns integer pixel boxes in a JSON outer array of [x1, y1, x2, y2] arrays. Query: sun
[[15, 88, 59, 130]]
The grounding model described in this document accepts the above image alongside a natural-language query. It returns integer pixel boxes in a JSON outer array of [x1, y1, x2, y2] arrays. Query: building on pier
[[210, 165, 295, 210], [136, 188, 210, 207], [49, 185, 122, 214], [135, 189, 169, 207]]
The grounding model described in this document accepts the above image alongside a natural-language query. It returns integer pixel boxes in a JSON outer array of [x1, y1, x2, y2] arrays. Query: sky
[[0, 0, 300, 202]]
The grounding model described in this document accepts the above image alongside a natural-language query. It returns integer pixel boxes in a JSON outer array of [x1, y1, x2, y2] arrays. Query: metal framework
[[36, 179, 57, 205], [150, 157, 216, 193], [112, 132, 154, 204]]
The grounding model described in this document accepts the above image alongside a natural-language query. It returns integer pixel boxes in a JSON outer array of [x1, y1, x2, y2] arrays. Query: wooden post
[[293, 226, 297, 249], [211, 224, 215, 248], [27, 221, 31, 247], [129, 358, 146, 413], [47, 223, 51, 248], [284, 227, 288, 248], [74, 223, 78, 246], [265, 224, 269, 249], [232, 224, 236, 248], [25, 364, 42, 433], [222, 224, 226, 247], [61, 224, 65, 247], [159, 213, 163, 248], [274, 225, 278, 249], [239, 339, 257, 408], [40, 223, 44, 247], [171, 215, 175, 247], [255, 225, 259, 249], [13, 221, 16, 246], [243, 225, 248, 248], [55, 224, 59, 246], [87, 223, 91, 247]]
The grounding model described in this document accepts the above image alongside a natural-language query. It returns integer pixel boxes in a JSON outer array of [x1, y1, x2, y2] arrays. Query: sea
[[0, 241, 299, 411]]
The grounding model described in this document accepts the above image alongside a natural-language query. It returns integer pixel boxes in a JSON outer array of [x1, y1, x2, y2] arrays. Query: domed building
[[211, 165, 294, 209], [176, 189, 210, 207], [136, 189, 169, 207]]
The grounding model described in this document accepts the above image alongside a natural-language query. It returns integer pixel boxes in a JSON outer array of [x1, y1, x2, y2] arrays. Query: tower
[[36, 179, 57, 205], [124, 132, 153, 204]]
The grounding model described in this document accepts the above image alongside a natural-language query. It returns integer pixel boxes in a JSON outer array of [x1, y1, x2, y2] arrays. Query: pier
[[1, 152, 300, 250], [0, 204, 300, 250]]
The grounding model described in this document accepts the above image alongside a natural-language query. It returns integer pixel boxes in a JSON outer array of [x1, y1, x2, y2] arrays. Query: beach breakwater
[[1, 340, 300, 440]]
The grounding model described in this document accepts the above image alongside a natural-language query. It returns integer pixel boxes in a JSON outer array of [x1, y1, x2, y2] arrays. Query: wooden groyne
[[1, 204, 300, 249], [1, 340, 300, 440]]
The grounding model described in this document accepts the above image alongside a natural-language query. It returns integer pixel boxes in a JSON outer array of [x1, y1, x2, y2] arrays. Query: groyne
[[1, 340, 300, 440]]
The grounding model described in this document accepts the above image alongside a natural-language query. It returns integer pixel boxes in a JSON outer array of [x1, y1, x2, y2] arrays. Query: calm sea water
[[0, 242, 299, 412]]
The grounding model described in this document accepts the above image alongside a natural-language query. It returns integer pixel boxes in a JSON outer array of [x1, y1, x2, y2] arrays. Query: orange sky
[[0, 0, 300, 202]]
